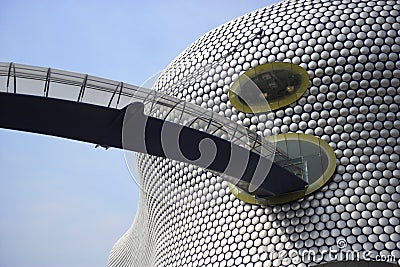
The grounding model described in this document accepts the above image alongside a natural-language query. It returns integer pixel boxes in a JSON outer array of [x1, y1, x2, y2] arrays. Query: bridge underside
[[0, 92, 307, 196], [0, 92, 125, 148]]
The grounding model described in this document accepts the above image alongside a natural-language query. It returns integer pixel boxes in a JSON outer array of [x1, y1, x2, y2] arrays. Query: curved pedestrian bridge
[[0, 62, 307, 198]]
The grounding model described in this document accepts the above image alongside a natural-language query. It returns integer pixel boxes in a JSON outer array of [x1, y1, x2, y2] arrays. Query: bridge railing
[[0, 62, 299, 174]]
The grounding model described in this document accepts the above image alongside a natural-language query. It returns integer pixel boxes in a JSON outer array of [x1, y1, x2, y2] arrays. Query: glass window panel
[[48, 83, 80, 101], [82, 87, 114, 106], [14, 78, 45, 96], [0, 76, 8, 93]]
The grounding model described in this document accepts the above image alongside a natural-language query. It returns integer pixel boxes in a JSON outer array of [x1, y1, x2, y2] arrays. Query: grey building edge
[[108, 0, 400, 266]]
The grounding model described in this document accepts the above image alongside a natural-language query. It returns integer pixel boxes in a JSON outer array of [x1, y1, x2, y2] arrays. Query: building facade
[[108, 0, 400, 266]]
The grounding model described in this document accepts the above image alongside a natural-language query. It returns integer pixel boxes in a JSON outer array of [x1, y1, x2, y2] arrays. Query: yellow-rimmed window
[[229, 62, 309, 113], [228, 133, 336, 205]]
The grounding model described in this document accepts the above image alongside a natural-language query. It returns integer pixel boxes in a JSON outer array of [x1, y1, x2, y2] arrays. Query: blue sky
[[0, 1, 278, 266]]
